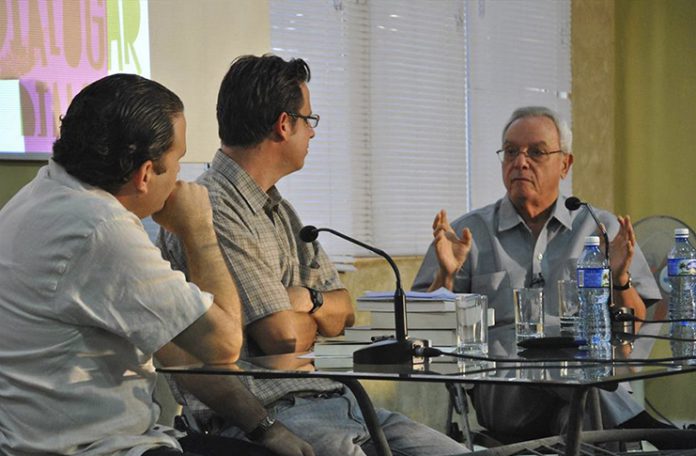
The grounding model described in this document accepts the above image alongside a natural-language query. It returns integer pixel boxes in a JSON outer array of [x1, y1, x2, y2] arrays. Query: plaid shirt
[[158, 150, 344, 425]]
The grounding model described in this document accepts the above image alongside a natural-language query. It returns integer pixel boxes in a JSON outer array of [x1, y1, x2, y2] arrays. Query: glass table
[[158, 323, 696, 456]]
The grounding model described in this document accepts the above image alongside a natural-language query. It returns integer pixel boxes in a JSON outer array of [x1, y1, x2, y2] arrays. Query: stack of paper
[[346, 287, 462, 345]]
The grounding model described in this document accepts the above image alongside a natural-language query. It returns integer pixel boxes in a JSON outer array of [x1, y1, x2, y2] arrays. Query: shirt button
[[537, 253, 543, 261]]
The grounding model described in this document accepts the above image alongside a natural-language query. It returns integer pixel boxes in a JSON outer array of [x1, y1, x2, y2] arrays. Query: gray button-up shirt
[[413, 195, 661, 324]]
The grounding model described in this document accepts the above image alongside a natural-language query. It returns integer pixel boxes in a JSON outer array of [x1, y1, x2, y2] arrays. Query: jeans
[[218, 389, 468, 456]]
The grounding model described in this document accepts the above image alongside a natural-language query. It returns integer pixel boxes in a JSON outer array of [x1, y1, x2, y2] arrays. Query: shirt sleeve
[[197, 203, 295, 326], [54, 217, 213, 354], [602, 212, 663, 305]]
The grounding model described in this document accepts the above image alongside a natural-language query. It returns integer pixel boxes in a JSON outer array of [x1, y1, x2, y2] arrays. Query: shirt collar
[[497, 194, 573, 232], [553, 194, 573, 230], [211, 150, 281, 215], [498, 195, 525, 232]]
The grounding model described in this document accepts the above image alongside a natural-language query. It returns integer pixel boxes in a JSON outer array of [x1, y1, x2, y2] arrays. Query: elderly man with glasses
[[411, 106, 688, 448]]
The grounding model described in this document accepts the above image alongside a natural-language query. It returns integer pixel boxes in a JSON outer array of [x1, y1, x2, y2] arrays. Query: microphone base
[[352, 337, 430, 365]]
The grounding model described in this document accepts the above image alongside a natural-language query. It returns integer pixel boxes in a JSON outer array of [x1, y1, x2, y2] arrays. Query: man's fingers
[[461, 227, 473, 245], [432, 209, 447, 230], [441, 210, 450, 227]]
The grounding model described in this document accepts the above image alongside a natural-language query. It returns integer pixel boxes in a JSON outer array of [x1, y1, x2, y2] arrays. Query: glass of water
[[455, 294, 488, 355], [513, 288, 545, 342], [558, 279, 580, 338]]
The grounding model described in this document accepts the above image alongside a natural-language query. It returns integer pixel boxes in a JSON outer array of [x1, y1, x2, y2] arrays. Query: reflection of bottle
[[581, 345, 613, 380], [667, 228, 696, 360], [577, 236, 611, 349]]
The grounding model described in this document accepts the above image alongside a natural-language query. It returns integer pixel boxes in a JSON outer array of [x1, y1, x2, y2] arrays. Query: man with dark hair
[[412, 106, 688, 448], [0, 73, 312, 456], [158, 54, 467, 456]]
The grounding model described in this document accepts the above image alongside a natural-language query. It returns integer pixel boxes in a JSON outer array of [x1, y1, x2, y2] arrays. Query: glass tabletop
[[157, 324, 696, 390]]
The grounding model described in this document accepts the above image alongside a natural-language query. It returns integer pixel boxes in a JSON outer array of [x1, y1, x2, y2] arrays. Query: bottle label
[[577, 268, 610, 288], [668, 258, 696, 277]]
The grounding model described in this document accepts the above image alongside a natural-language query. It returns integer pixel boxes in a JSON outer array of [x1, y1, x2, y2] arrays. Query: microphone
[[299, 226, 320, 242], [298, 225, 429, 365], [564, 196, 613, 307], [564, 196, 583, 211]]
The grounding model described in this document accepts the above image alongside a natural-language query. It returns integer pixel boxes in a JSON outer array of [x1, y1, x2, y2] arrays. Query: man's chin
[[508, 189, 536, 205]]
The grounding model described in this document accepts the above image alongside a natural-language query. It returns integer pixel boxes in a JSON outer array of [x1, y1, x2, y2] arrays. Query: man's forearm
[[311, 289, 354, 337], [156, 343, 266, 432], [176, 374, 267, 432], [181, 226, 242, 331]]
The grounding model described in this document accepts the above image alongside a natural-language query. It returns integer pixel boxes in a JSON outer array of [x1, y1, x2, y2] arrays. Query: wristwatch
[[247, 414, 276, 441], [306, 287, 324, 314], [613, 272, 632, 291]]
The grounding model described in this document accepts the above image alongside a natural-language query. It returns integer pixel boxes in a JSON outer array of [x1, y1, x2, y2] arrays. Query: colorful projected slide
[[0, 0, 150, 158]]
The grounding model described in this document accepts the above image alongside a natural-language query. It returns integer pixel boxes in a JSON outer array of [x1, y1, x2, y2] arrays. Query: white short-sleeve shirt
[[0, 161, 212, 455]]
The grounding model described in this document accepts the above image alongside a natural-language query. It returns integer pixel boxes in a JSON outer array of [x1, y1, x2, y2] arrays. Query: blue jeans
[[219, 389, 468, 456]]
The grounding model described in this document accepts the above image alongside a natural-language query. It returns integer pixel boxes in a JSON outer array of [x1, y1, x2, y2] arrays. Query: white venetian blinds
[[269, 0, 570, 258], [466, 0, 572, 209]]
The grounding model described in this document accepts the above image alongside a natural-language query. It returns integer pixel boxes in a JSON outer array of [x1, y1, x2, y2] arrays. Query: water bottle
[[576, 236, 611, 349], [667, 228, 696, 359]]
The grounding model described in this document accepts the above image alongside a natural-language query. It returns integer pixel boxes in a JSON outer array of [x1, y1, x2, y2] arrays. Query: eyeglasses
[[287, 112, 320, 128], [496, 147, 563, 163]]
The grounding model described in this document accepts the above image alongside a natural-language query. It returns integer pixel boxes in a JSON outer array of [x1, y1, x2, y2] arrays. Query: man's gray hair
[[501, 106, 572, 153]]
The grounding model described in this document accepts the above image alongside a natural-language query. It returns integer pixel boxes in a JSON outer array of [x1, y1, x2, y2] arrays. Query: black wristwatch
[[306, 287, 324, 314], [247, 414, 276, 441], [613, 272, 632, 291]]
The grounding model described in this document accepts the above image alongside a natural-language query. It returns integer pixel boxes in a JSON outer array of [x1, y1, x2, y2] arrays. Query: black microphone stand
[[299, 226, 429, 365], [565, 197, 613, 307]]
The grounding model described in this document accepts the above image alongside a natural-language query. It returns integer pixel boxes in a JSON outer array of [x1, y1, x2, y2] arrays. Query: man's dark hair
[[53, 73, 184, 194], [217, 54, 311, 148]]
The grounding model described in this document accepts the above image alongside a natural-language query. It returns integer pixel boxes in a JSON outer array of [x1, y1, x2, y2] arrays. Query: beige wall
[[615, 0, 696, 230], [149, 0, 270, 163], [571, 0, 616, 210], [0, 161, 43, 207]]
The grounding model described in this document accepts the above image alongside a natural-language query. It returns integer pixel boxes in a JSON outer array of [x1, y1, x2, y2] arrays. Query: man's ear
[[272, 111, 293, 142], [132, 160, 154, 193], [560, 152, 574, 179]]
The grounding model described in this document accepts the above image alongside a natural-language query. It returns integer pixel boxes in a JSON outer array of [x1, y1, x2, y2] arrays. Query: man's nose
[[511, 149, 531, 167]]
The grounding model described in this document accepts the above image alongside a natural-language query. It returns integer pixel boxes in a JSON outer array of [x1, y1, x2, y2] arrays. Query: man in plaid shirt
[[158, 54, 467, 456]]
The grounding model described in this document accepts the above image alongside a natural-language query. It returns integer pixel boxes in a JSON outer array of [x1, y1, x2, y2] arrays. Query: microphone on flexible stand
[[564, 196, 613, 308], [299, 225, 430, 365]]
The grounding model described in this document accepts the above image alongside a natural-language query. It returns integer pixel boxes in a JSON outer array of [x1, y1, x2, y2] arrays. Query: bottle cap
[[584, 235, 600, 246], [675, 228, 690, 237]]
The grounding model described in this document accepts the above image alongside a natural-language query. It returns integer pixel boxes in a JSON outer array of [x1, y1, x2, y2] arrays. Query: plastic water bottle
[[667, 228, 696, 359], [576, 236, 611, 349]]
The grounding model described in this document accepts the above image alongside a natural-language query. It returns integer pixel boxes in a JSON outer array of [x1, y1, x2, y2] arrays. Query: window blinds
[[270, 0, 570, 257]]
